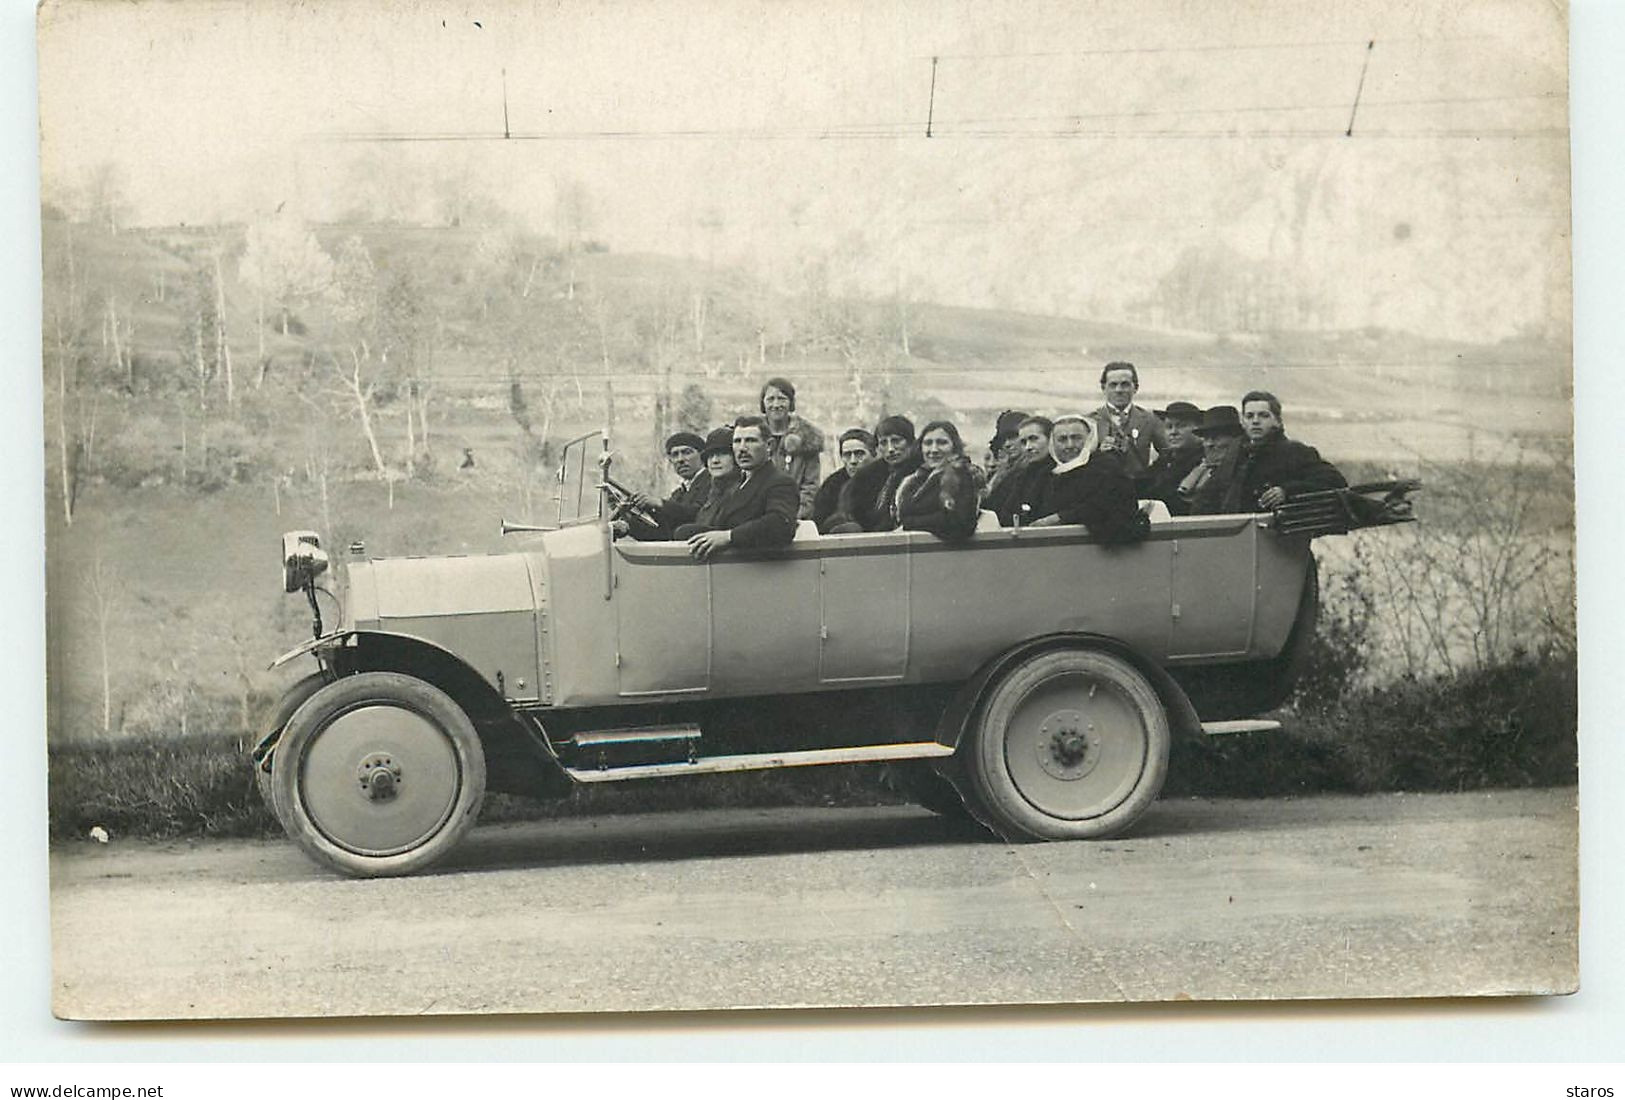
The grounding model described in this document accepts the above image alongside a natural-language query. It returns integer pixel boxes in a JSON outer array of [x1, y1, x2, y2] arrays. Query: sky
[[36, 0, 1570, 341]]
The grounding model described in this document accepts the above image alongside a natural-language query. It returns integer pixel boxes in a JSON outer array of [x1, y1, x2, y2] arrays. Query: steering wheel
[[603, 478, 663, 530]]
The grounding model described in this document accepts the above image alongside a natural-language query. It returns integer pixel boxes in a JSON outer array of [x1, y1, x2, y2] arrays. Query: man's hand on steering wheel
[[604, 480, 661, 528]]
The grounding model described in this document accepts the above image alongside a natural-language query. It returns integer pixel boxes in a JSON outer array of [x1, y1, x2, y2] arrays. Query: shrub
[[1292, 548, 1377, 708], [48, 732, 275, 840], [1305, 655, 1577, 791]]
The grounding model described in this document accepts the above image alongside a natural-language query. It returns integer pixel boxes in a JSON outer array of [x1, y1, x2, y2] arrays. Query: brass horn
[[500, 519, 554, 536]]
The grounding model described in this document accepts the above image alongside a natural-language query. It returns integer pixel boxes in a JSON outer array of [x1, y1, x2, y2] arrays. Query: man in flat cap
[[621, 430, 712, 540]]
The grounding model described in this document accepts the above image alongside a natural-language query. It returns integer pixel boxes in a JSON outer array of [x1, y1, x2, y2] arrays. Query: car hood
[[344, 553, 538, 629]]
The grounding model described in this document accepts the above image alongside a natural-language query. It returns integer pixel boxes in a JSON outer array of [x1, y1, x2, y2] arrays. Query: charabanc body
[[259, 431, 1412, 876]]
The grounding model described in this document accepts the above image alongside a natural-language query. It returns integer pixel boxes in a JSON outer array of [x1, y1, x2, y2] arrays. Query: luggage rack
[[1273, 479, 1422, 538]]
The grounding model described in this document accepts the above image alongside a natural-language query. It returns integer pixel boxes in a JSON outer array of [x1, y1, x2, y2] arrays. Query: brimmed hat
[[1163, 401, 1203, 426], [989, 409, 1030, 449], [664, 431, 705, 454], [700, 426, 736, 458], [1192, 405, 1244, 437]]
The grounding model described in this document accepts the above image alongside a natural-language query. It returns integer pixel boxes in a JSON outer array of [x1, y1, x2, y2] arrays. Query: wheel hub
[[1036, 708, 1100, 780], [300, 705, 463, 857], [357, 753, 403, 801]]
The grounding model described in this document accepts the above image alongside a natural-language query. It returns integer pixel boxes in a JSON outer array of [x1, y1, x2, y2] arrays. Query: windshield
[[555, 430, 606, 527]]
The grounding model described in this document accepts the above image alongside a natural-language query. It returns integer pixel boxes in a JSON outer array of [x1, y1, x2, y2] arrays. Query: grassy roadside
[[47, 654, 1576, 842]]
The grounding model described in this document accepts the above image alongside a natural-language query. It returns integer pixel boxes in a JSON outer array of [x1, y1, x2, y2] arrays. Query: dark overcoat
[[1139, 445, 1203, 514], [1002, 454, 1057, 526], [831, 450, 923, 532], [1032, 452, 1145, 543], [688, 464, 799, 549], [628, 470, 713, 540], [1220, 433, 1346, 512], [811, 467, 850, 533]]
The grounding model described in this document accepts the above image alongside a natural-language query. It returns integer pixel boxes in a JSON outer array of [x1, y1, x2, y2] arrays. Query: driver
[[674, 417, 799, 559], [618, 431, 712, 541]]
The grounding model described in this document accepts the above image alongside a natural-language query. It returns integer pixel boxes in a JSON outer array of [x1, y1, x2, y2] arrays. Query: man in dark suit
[[678, 417, 800, 559], [622, 431, 712, 540], [1089, 361, 1169, 483], [1223, 390, 1347, 512]]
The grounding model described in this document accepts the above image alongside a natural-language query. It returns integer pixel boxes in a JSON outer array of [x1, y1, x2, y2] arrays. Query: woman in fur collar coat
[[759, 376, 827, 519], [826, 414, 921, 533], [894, 420, 979, 541]]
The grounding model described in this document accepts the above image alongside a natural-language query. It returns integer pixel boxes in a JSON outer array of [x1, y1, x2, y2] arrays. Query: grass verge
[[49, 655, 1577, 842]]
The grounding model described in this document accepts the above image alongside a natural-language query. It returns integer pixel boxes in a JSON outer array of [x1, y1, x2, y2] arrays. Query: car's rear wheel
[[966, 648, 1169, 841], [271, 672, 486, 877]]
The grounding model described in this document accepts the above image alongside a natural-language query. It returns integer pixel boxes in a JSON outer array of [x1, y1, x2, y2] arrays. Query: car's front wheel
[[252, 671, 331, 815], [272, 672, 486, 877], [966, 648, 1169, 841]]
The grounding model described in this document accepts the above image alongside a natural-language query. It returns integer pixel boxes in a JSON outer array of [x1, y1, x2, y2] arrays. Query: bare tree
[[637, 288, 685, 482], [213, 249, 235, 406], [553, 178, 595, 301], [104, 290, 134, 389], [328, 236, 390, 480], [86, 555, 118, 734], [377, 269, 435, 475], [44, 224, 89, 524], [237, 215, 334, 353], [81, 161, 131, 235], [177, 263, 220, 414]]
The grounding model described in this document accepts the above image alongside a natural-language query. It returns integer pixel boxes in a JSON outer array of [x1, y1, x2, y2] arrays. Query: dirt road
[[49, 789, 1577, 1019]]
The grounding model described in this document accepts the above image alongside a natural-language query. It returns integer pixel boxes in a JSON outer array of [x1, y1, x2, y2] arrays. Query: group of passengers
[[615, 366, 1345, 560]]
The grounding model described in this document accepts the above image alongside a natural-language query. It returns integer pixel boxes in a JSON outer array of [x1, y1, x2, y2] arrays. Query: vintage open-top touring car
[[257, 430, 1417, 877]]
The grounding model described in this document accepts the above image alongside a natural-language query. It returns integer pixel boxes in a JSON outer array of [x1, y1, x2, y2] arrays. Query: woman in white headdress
[[1025, 414, 1145, 543]]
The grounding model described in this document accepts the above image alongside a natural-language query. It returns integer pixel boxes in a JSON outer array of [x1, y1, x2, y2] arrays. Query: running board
[[564, 741, 955, 783], [1200, 719, 1283, 736]]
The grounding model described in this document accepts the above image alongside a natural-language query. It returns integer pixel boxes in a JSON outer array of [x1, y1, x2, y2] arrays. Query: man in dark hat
[[994, 415, 1056, 526], [1183, 405, 1247, 515], [676, 417, 800, 559], [1222, 390, 1346, 512], [981, 409, 1031, 523], [1138, 401, 1206, 514], [621, 430, 713, 540]]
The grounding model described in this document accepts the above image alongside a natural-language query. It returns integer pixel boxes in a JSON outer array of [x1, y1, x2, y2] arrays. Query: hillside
[[44, 215, 1570, 496]]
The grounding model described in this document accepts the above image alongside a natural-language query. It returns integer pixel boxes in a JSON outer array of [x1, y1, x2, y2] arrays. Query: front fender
[[269, 631, 353, 670], [270, 628, 567, 799]]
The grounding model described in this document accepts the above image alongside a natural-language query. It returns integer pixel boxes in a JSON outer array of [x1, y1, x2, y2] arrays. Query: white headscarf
[[1050, 414, 1096, 475]]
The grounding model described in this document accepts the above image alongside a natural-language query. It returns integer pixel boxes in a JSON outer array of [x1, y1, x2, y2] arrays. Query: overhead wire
[[310, 35, 1561, 145]]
